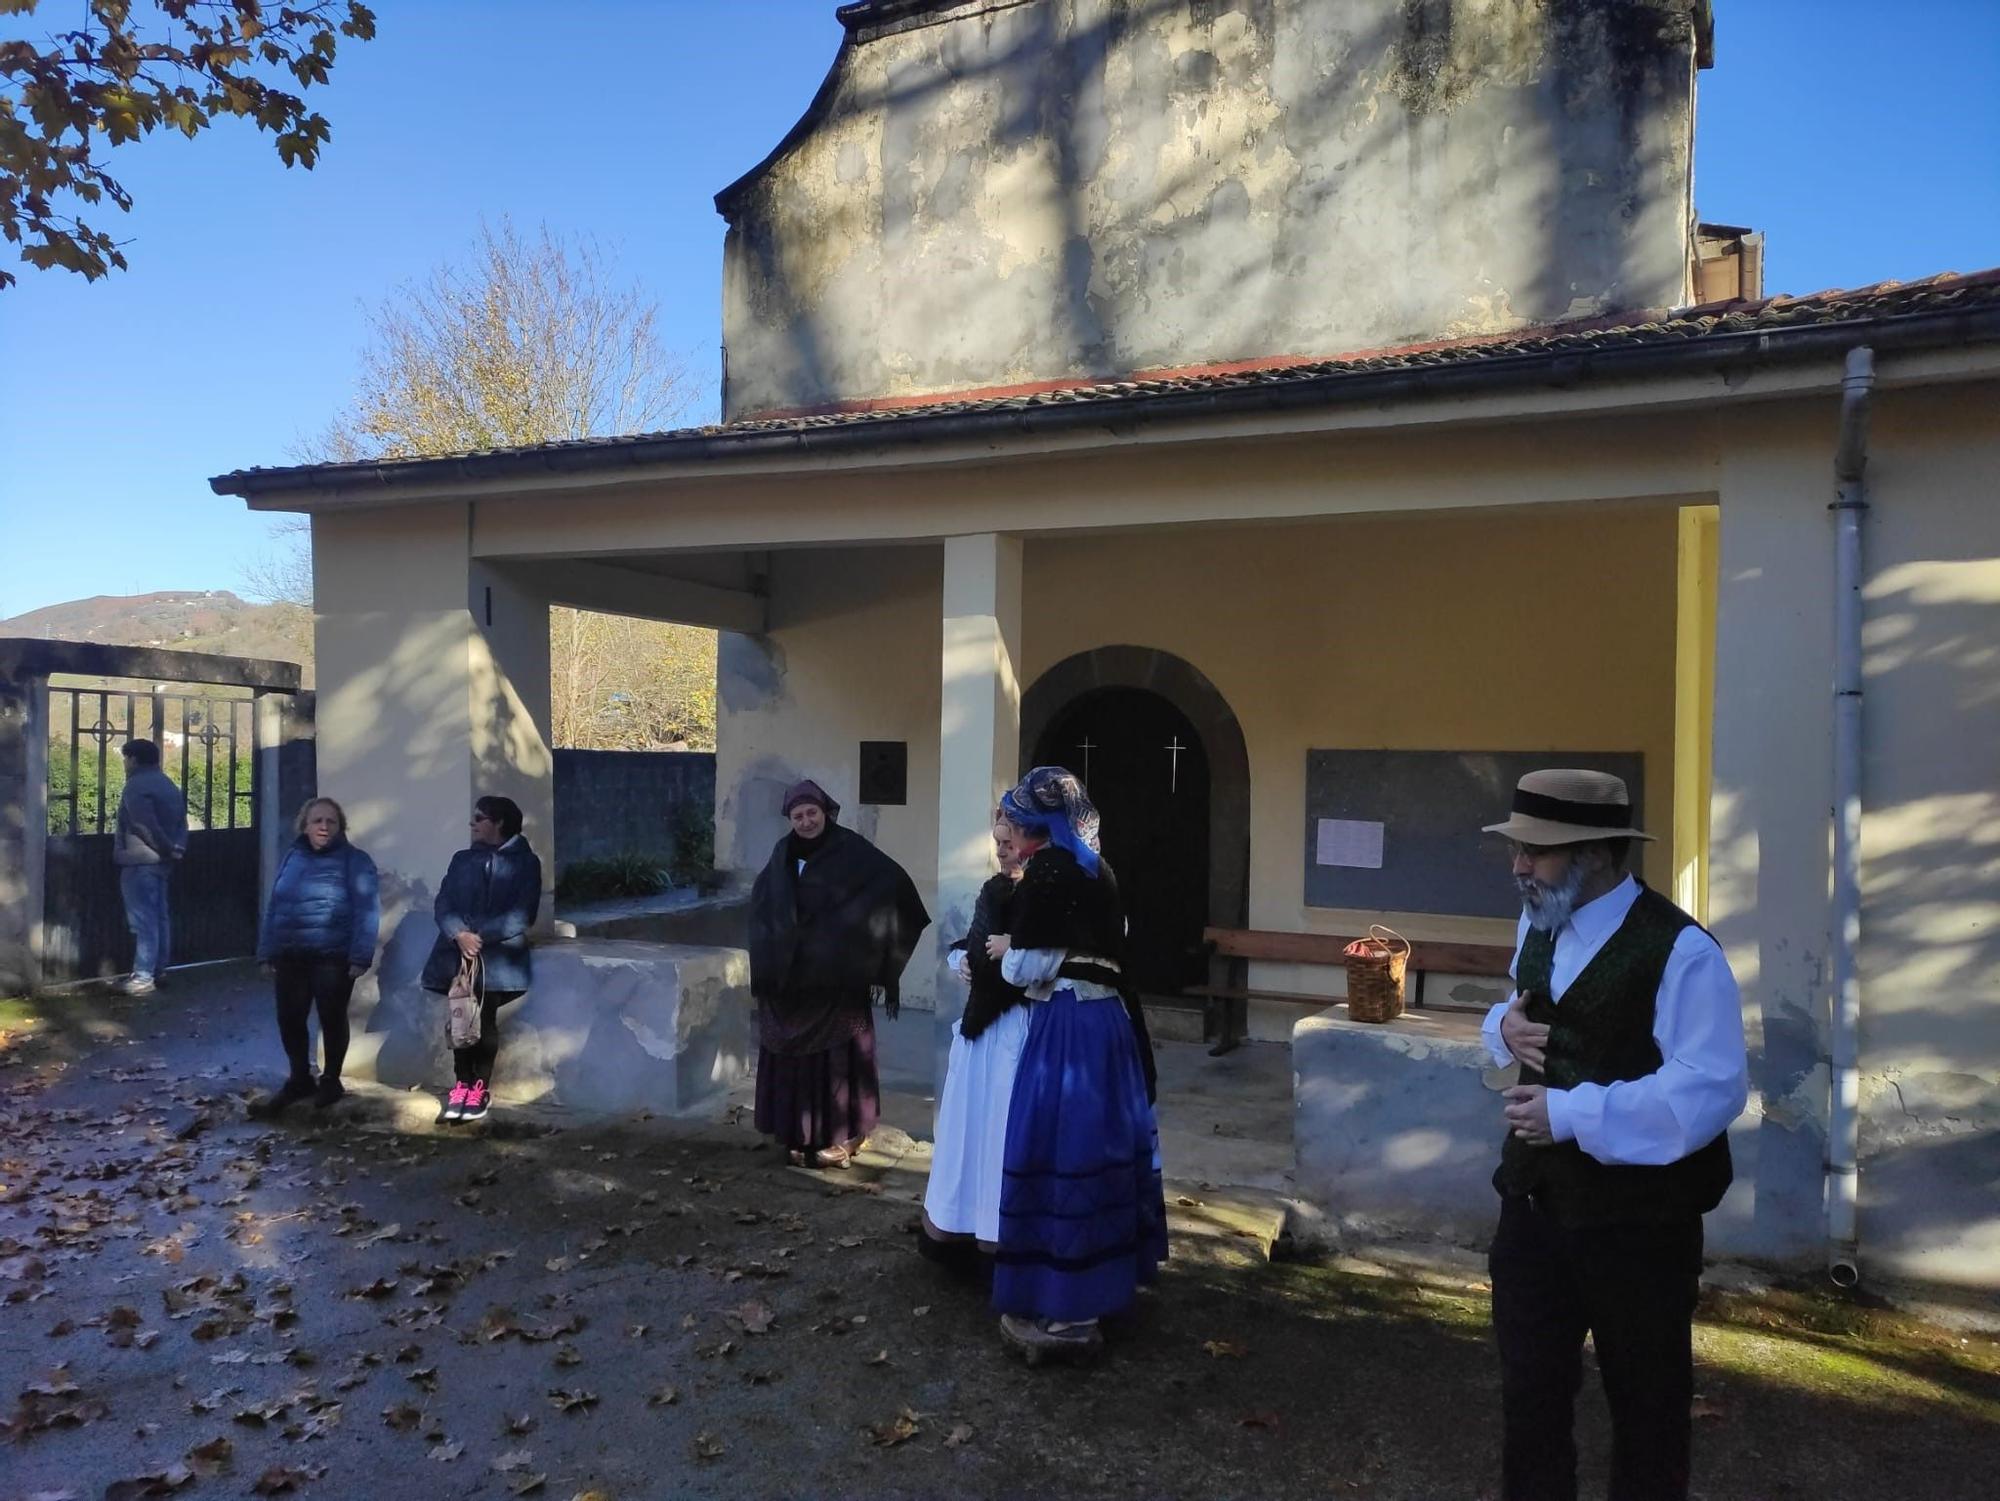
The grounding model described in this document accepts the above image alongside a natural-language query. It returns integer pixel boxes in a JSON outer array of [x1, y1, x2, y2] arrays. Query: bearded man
[[1480, 769, 1748, 1501]]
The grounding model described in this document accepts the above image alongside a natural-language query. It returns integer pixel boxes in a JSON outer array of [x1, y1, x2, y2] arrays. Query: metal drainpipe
[[1827, 345, 1875, 1289]]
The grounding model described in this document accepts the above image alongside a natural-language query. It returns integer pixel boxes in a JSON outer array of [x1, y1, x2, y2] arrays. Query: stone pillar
[[0, 675, 48, 994], [311, 508, 555, 1084], [470, 561, 555, 932], [934, 533, 1022, 1083]]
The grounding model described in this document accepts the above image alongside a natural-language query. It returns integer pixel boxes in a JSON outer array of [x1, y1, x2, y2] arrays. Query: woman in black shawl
[[748, 780, 930, 1168]]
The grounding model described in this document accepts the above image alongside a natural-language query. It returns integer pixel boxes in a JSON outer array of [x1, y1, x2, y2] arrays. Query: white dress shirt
[[1482, 875, 1748, 1167]]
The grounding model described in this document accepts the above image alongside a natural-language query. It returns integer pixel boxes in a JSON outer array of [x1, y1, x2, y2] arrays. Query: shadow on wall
[[1707, 560, 2000, 1285], [730, 0, 1695, 416], [1849, 564, 2000, 1283]]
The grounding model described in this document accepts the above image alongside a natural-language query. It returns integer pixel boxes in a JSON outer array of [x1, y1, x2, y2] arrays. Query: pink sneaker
[[461, 1080, 490, 1121], [442, 1081, 471, 1122]]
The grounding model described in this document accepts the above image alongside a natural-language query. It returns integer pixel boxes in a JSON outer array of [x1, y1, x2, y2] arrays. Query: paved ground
[[2, 970, 1997, 1501]]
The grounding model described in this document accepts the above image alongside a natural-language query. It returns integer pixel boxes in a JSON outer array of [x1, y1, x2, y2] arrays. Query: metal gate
[[43, 684, 261, 982]]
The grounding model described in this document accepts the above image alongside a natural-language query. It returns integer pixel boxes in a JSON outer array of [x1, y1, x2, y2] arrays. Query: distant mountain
[[0, 591, 313, 676]]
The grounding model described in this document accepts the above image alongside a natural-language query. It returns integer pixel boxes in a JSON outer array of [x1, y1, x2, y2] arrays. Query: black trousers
[[274, 955, 356, 1084], [452, 987, 522, 1085], [1489, 1194, 1703, 1501]]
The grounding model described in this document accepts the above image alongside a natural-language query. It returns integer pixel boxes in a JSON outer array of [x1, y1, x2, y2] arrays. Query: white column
[[934, 533, 1022, 1081], [1707, 414, 1837, 1267]]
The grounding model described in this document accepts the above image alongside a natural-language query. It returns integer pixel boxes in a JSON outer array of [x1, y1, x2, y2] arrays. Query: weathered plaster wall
[[720, 0, 1700, 418], [1710, 386, 2000, 1285], [713, 545, 946, 1010], [1849, 386, 2000, 1288]]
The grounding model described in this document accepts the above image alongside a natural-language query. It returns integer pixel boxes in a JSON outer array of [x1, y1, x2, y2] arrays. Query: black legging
[[452, 987, 522, 1085], [274, 955, 355, 1084]]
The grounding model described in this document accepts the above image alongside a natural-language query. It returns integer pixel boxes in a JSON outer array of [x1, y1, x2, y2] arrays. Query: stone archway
[[1019, 646, 1251, 947]]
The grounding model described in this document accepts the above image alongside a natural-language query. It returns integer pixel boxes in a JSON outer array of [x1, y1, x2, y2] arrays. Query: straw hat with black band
[[1482, 768, 1655, 847]]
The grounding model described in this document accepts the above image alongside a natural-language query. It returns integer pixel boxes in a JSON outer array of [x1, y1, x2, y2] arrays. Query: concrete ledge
[[1292, 1005, 1510, 1248], [353, 938, 752, 1116]]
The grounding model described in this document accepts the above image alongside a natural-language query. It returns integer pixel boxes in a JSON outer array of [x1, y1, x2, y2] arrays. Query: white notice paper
[[1316, 818, 1385, 869]]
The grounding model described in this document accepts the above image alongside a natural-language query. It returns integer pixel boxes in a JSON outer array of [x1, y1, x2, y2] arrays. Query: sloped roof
[[211, 268, 2000, 499]]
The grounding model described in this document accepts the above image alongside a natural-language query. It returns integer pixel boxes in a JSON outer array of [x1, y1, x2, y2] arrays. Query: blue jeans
[[119, 864, 172, 979]]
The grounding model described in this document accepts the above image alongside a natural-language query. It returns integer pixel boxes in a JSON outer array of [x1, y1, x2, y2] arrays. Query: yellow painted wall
[[713, 545, 946, 1009], [1020, 506, 1682, 993]]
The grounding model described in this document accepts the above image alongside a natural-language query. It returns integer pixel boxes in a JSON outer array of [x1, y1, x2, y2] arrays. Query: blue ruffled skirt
[[992, 986, 1168, 1322]]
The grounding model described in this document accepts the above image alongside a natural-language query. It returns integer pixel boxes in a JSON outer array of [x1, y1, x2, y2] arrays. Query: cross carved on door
[[1165, 735, 1186, 793], [1076, 735, 1097, 783]]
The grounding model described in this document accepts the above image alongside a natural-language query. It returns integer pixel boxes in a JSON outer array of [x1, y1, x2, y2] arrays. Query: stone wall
[[553, 749, 716, 871], [719, 0, 1704, 419]]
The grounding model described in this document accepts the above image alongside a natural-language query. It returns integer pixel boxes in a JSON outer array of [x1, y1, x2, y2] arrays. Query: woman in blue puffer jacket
[[250, 798, 380, 1116], [418, 795, 542, 1124]]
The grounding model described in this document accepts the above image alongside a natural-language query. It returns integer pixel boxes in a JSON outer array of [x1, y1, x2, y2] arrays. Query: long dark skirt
[[992, 986, 1168, 1323], [754, 1027, 880, 1152]]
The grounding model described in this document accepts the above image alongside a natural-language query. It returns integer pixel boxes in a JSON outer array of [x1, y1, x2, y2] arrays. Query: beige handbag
[[445, 954, 483, 1049]]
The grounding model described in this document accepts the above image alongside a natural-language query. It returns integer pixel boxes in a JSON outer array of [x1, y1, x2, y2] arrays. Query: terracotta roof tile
[[211, 268, 2000, 493]]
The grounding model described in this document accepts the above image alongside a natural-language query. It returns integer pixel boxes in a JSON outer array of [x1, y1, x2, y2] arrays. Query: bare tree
[[244, 219, 716, 749], [306, 217, 697, 461]]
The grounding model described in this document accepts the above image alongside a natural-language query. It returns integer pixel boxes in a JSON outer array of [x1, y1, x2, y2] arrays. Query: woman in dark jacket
[[748, 780, 929, 1167], [250, 797, 381, 1116], [419, 795, 542, 1123]]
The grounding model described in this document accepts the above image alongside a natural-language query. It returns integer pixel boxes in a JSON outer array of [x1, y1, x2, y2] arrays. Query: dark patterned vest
[[1493, 884, 1733, 1227]]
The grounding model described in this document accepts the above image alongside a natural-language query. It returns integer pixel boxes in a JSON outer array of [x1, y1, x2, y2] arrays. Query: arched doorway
[[1034, 688, 1210, 995], [1020, 647, 1250, 1006]]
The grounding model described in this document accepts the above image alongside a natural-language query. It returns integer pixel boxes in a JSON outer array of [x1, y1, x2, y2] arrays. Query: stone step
[[1165, 1182, 1291, 1261]]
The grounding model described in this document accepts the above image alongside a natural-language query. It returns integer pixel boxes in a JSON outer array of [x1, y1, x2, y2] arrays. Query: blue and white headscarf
[[1000, 766, 1102, 879]]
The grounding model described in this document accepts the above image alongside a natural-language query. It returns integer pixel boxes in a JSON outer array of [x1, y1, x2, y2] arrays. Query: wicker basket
[[1343, 925, 1411, 1023]]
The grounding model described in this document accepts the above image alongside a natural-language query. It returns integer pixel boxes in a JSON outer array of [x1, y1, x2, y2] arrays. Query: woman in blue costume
[[985, 766, 1167, 1360]]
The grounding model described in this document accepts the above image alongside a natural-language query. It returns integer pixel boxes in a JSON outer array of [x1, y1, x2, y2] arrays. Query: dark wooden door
[[1035, 688, 1210, 995]]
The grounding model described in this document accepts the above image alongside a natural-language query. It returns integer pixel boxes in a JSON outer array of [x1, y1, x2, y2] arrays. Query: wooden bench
[[1192, 925, 1516, 1015]]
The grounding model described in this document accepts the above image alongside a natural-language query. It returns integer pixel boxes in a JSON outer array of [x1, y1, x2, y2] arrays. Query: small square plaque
[[859, 741, 908, 805]]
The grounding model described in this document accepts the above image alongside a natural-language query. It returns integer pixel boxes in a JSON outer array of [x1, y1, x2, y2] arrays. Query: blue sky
[[1, 0, 1995, 620]]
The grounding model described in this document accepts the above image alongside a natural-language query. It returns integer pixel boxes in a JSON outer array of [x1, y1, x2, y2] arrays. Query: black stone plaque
[[859, 741, 908, 805]]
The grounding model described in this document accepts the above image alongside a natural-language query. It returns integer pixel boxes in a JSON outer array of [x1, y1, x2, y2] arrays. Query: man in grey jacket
[[113, 739, 188, 995]]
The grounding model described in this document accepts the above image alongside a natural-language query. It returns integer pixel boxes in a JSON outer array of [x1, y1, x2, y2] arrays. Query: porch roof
[[211, 268, 2000, 502]]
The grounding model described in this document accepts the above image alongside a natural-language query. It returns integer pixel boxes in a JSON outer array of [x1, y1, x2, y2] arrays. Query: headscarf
[[1000, 765, 1102, 878], [782, 779, 840, 821]]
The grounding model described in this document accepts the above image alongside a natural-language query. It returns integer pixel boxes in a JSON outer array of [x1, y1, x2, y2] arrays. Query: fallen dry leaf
[[864, 1349, 890, 1367], [428, 1440, 465, 1462], [187, 1435, 234, 1475], [1203, 1339, 1250, 1359], [729, 1299, 775, 1335], [552, 1345, 582, 1368], [546, 1387, 599, 1413], [646, 1385, 679, 1407], [102, 1467, 194, 1500], [249, 1464, 325, 1495], [692, 1431, 725, 1461], [944, 1422, 974, 1448], [867, 1408, 921, 1447], [493, 1449, 535, 1472], [382, 1402, 423, 1431], [510, 1477, 548, 1497], [1238, 1411, 1282, 1433], [504, 1411, 536, 1435]]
